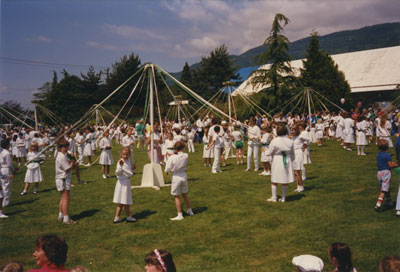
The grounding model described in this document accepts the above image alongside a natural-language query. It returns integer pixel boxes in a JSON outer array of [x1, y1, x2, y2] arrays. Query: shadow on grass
[[39, 188, 57, 194], [193, 206, 208, 214], [133, 209, 157, 220], [188, 178, 199, 182], [11, 198, 39, 206], [71, 209, 101, 220], [286, 194, 305, 202], [7, 209, 28, 216], [303, 185, 316, 191], [305, 176, 318, 181]]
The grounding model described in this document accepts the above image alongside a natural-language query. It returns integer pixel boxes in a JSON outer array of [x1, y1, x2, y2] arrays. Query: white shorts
[[170, 175, 188, 196], [56, 178, 71, 191]]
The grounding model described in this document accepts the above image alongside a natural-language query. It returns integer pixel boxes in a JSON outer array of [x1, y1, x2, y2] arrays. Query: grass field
[[1, 138, 399, 271]]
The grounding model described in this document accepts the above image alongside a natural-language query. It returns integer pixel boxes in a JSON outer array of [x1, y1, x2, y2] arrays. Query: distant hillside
[[172, 22, 400, 78]]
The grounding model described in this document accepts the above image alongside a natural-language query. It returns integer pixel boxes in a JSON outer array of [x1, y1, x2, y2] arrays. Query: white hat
[[292, 255, 324, 272]]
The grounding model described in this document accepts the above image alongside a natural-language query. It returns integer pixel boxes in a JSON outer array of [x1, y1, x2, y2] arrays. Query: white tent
[[233, 45, 400, 96]]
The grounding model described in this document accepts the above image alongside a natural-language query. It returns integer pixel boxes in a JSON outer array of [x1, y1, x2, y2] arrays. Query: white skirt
[[303, 150, 311, 164], [16, 147, 27, 158], [343, 130, 355, 143], [271, 154, 294, 184], [113, 177, 132, 205], [83, 144, 93, 156], [356, 132, 367, 146], [292, 149, 304, 170], [99, 149, 113, 165], [316, 130, 323, 139], [203, 145, 214, 158], [24, 167, 43, 183], [261, 148, 271, 162]]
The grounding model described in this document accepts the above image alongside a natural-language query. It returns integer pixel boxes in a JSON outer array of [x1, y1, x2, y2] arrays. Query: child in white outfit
[[113, 147, 136, 223], [165, 141, 193, 221]]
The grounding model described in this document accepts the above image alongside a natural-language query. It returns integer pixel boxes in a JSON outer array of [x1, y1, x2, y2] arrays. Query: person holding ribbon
[[145, 249, 176, 272], [266, 125, 295, 203]]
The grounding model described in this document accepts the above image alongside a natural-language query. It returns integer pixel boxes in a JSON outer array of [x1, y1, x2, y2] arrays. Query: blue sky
[[1, 0, 399, 108]]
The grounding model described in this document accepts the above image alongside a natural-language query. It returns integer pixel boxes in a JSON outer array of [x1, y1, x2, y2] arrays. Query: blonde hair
[[120, 147, 131, 159], [29, 143, 39, 152]]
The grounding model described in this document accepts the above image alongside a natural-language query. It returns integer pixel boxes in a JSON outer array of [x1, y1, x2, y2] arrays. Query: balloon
[[340, 98, 345, 104], [394, 167, 400, 176], [357, 101, 362, 108]]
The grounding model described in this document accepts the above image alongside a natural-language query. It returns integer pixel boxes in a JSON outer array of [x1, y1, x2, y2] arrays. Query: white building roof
[[233, 45, 400, 96]]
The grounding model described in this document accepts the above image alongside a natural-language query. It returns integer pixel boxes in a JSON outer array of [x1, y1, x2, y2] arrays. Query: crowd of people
[[1, 105, 400, 270], [1, 234, 399, 271]]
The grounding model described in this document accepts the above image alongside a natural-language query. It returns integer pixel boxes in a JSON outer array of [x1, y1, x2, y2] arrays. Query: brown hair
[[0, 261, 24, 272], [29, 143, 39, 152], [35, 235, 68, 267], [378, 139, 389, 151], [174, 141, 185, 152], [120, 147, 131, 158], [276, 125, 288, 136], [379, 255, 400, 272], [57, 138, 69, 149], [145, 250, 176, 272], [329, 242, 354, 272]]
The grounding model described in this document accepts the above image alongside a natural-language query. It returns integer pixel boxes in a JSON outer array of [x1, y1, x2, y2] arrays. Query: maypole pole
[[306, 88, 312, 128], [34, 104, 38, 131], [135, 64, 167, 190]]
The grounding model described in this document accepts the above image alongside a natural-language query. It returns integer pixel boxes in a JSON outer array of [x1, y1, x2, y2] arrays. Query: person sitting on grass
[[165, 141, 193, 221], [145, 249, 176, 272], [375, 139, 399, 213], [329, 242, 357, 272], [28, 235, 68, 272]]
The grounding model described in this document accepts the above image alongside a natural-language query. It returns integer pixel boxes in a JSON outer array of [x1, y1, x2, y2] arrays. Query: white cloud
[[102, 24, 167, 41], [24, 35, 52, 43], [86, 41, 122, 51]]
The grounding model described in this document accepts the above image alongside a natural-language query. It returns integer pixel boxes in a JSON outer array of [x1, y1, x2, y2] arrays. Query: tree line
[[2, 13, 351, 125]]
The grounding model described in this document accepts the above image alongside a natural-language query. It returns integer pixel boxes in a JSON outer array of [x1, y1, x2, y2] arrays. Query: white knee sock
[[271, 184, 277, 199], [282, 186, 288, 199]]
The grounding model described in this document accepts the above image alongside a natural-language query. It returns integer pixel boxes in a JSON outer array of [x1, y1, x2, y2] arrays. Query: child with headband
[[145, 249, 176, 272]]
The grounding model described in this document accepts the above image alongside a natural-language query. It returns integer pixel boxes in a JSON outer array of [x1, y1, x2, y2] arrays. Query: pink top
[[28, 264, 68, 272]]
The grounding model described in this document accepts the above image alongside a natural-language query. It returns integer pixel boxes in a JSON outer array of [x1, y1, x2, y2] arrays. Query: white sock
[[58, 212, 63, 218], [302, 167, 306, 180], [63, 215, 69, 222], [282, 186, 288, 198], [271, 185, 277, 199], [357, 146, 360, 154], [361, 146, 364, 153], [187, 208, 193, 213], [114, 216, 120, 221]]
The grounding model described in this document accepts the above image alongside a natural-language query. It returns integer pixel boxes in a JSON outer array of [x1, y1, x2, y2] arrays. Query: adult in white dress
[[343, 112, 355, 151], [266, 125, 295, 202], [356, 116, 368, 155], [246, 117, 261, 171]]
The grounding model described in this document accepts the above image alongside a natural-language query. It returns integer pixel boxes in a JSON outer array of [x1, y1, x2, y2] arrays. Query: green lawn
[[1, 138, 399, 271]]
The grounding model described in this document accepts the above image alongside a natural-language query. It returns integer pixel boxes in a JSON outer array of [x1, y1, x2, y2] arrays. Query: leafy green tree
[[300, 31, 351, 108], [192, 44, 238, 100], [180, 62, 193, 88], [249, 13, 296, 109]]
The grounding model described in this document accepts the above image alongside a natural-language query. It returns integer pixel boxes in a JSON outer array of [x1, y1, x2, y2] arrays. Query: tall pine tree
[[300, 31, 351, 108], [249, 13, 295, 109]]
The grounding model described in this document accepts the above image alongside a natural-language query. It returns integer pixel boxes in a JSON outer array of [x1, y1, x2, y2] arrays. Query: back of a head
[[1, 261, 24, 272], [145, 249, 176, 272], [380, 255, 400, 272], [329, 242, 353, 272]]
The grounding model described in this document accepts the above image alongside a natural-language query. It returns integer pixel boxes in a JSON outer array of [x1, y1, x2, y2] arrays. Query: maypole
[[34, 104, 38, 131]]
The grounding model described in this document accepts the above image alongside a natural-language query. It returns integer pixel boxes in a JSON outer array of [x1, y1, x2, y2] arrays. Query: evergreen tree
[[300, 31, 351, 108], [180, 62, 193, 88], [192, 44, 238, 100], [249, 13, 295, 109]]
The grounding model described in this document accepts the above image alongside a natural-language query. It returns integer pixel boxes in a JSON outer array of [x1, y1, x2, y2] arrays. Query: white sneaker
[[211, 170, 218, 174], [347, 148, 352, 151], [396, 210, 400, 217], [244, 168, 250, 172], [279, 198, 286, 202], [254, 168, 259, 171], [357, 153, 360, 156], [170, 215, 184, 221], [361, 153, 367, 156], [298, 187, 304, 192], [102, 174, 107, 179], [259, 171, 267, 176], [265, 171, 271, 176], [267, 197, 277, 202], [187, 209, 194, 216], [0, 212, 8, 218], [126, 216, 136, 222], [294, 188, 300, 192]]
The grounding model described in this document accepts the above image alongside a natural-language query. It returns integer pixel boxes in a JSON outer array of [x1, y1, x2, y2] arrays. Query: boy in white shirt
[[55, 139, 76, 224], [165, 141, 193, 221]]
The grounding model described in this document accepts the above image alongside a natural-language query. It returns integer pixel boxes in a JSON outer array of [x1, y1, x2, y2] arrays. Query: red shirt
[[28, 264, 68, 272]]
